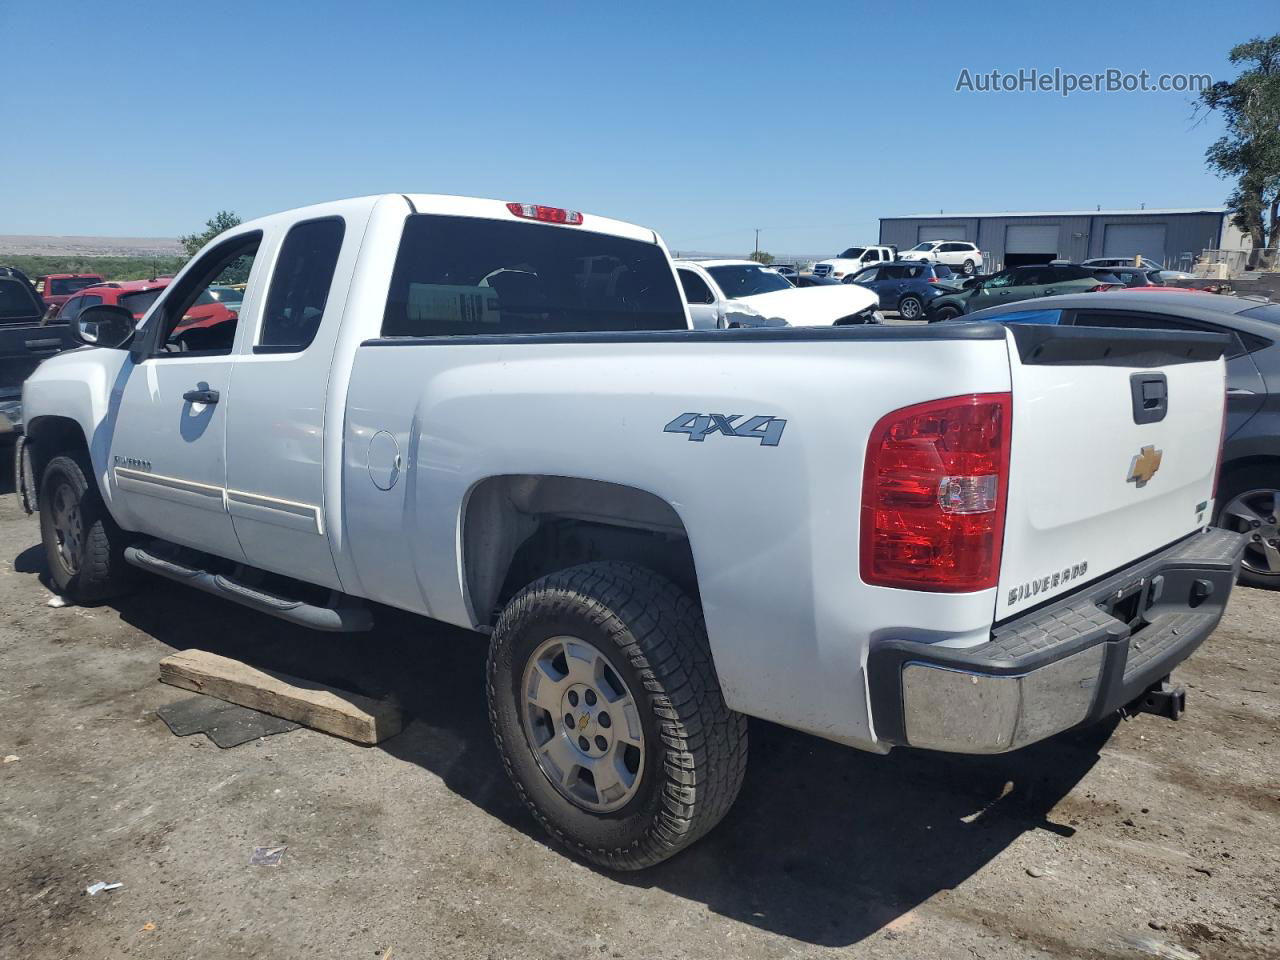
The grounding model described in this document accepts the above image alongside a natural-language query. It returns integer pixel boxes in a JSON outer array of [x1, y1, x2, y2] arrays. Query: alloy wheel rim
[[520, 635, 645, 813], [1220, 487, 1280, 576], [901, 299, 920, 319], [50, 482, 83, 576]]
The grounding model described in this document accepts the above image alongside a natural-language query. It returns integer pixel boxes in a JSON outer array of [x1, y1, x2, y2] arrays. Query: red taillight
[[506, 202, 583, 225], [861, 393, 1012, 592]]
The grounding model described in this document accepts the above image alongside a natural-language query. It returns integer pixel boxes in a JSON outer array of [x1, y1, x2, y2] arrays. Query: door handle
[[25, 337, 62, 353], [1227, 388, 1256, 396], [182, 388, 220, 404]]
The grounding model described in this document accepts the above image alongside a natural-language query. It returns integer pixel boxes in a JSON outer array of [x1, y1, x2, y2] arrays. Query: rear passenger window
[[259, 217, 345, 352], [382, 215, 686, 337]]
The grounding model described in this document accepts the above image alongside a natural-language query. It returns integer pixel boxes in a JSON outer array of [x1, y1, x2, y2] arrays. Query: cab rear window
[[382, 215, 686, 337], [50, 277, 101, 296]]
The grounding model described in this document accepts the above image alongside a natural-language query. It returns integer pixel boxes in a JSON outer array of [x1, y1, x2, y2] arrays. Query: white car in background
[[674, 259, 879, 328], [811, 244, 896, 280], [899, 240, 984, 275]]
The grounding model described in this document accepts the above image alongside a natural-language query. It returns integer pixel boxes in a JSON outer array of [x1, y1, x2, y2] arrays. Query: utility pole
[[754, 228, 760, 260]]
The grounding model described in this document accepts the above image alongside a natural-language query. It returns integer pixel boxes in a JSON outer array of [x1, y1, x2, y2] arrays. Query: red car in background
[[36, 274, 105, 315], [58, 279, 237, 333]]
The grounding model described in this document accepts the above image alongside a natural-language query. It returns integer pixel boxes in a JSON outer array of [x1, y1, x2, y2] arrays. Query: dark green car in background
[[925, 263, 1113, 321]]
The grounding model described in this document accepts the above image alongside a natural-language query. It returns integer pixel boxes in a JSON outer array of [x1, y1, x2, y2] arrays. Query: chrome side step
[[123, 541, 373, 633]]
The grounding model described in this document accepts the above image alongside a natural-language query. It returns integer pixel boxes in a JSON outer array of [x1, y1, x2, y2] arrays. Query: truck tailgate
[[998, 324, 1228, 618]]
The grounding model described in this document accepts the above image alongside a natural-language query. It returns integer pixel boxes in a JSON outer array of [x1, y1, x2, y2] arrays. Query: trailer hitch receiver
[[1125, 678, 1186, 721]]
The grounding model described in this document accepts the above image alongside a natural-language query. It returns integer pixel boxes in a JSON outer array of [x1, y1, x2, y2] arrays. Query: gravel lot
[[1, 444, 1277, 960]]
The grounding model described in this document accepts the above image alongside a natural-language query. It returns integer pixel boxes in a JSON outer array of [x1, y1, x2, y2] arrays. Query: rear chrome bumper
[[867, 528, 1245, 754]]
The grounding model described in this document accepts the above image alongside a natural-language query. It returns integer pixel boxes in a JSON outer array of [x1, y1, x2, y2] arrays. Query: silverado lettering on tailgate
[[1008, 560, 1089, 606], [663, 413, 787, 447]]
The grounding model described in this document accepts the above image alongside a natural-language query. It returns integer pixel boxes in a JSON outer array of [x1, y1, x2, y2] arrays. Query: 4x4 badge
[[1127, 445, 1163, 487], [663, 413, 787, 447]]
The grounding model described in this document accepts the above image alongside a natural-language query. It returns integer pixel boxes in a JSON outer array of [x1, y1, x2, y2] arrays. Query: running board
[[123, 542, 374, 633]]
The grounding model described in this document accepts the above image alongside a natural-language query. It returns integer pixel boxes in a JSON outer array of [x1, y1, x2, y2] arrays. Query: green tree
[[1199, 35, 1280, 267], [180, 210, 242, 257], [748, 250, 775, 264]]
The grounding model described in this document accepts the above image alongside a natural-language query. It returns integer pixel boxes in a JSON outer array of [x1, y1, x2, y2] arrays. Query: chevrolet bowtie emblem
[[1127, 445, 1163, 487]]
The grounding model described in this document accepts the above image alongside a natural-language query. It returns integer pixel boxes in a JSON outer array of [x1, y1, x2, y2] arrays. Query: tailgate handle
[[1130, 373, 1167, 424]]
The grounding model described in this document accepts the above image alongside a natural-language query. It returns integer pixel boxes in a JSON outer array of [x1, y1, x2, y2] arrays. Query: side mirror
[[75, 304, 135, 349]]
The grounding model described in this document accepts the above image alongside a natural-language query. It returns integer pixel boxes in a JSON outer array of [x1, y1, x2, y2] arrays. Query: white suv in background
[[899, 240, 983, 275], [812, 244, 896, 280]]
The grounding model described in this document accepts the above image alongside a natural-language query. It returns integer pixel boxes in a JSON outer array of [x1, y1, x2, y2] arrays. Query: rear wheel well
[[462, 475, 697, 627]]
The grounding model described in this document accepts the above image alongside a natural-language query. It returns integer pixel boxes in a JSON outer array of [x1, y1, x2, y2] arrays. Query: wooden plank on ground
[[158, 649, 402, 745]]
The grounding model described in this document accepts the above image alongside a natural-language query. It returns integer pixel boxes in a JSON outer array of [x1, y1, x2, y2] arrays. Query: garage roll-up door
[[1005, 224, 1059, 254], [1102, 224, 1167, 267], [918, 225, 967, 241]]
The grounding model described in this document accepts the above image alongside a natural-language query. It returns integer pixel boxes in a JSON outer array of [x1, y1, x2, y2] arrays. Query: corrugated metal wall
[[880, 212, 1226, 270]]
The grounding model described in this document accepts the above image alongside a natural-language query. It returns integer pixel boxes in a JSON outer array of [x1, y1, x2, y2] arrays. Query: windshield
[[908, 242, 936, 252], [207, 286, 243, 304], [837, 247, 866, 259], [119, 289, 166, 316], [50, 277, 101, 296], [706, 264, 794, 299]]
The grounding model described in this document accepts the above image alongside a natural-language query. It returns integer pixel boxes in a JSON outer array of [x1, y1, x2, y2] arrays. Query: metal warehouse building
[[879, 208, 1243, 272]]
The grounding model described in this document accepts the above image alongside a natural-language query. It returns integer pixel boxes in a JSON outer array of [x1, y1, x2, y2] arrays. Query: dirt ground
[[1, 446, 1277, 960]]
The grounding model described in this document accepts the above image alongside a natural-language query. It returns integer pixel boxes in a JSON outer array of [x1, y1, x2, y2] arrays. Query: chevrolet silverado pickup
[[19, 194, 1244, 869]]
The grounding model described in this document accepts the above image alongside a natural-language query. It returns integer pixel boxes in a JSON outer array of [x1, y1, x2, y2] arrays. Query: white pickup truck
[[19, 194, 1244, 869]]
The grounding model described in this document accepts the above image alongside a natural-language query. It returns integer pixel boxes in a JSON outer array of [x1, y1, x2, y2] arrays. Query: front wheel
[[962, 259, 976, 276], [930, 304, 962, 323], [39, 453, 133, 602], [897, 295, 924, 320], [487, 562, 747, 870]]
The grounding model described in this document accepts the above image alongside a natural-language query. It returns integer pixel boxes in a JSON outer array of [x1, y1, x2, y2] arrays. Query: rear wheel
[[487, 562, 747, 869], [38, 453, 133, 602], [1216, 466, 1280, 588], [962, 259, 976, 276], [897, 295, 924, 320]]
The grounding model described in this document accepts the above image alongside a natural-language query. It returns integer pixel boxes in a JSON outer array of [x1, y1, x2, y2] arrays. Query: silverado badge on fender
[[664, 412, 787, 447], [1127, 445, 1163, 487]]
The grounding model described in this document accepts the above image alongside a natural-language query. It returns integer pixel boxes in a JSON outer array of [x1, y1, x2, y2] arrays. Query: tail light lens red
[[506, 202, 583, 225], [861, 393, 1012, 592]]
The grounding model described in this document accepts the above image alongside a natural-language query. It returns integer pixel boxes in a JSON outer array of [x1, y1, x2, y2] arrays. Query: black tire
[[897, 295, 924, 320], [487, 562, 747, 870], [38, 453, 133, 602], [1214, 464, 1280, 589], [962, 259, 976, 276], [930, 304, 962, 323]]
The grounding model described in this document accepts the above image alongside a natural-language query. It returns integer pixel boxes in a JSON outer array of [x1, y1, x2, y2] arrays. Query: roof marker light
[[506, 202, 584, 225]]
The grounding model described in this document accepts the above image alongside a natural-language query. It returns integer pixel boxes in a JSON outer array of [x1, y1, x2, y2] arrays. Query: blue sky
[[0, 1, 1264, 254]]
